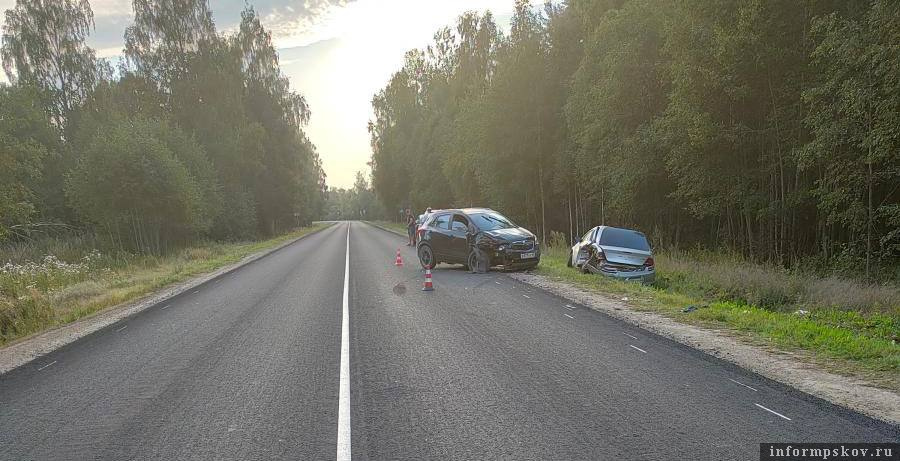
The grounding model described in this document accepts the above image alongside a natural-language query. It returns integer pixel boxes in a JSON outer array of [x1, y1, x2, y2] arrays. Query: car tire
[[466, 250, 480, 272], [418, 244, 435, 269]]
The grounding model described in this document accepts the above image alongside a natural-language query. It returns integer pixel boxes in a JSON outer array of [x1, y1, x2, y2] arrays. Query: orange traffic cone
[[395, 249, 403, 267], [422, 266, 434, 291]]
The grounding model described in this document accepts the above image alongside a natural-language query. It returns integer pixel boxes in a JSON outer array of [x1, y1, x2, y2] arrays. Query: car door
[[427, 213, 452, 259], [448, 214, 471, 263]]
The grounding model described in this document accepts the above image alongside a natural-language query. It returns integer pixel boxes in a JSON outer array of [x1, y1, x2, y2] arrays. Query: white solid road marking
[[755, 403, 791, 421], [337, 224, 351, 461], [115, 325, 128, 333], [629, 344, 647, 354], [728, 378, 759, 392], [522, 294, 531, 299], [623, 332, 638, 340], [192, 290, 200, 294], [37, 360, 57, 371], [161, 304, 171, 310], [564, 314, 575, 319]]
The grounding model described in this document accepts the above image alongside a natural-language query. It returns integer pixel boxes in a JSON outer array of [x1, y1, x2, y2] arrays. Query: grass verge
[[536, 246, 900, 391], [0, 223, 331, 347], [369, 220, 408, 234]]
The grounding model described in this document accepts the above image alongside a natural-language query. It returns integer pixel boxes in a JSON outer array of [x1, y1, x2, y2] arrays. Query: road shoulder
[[0, 223, 335, 375], [508, 271, 900, 426]]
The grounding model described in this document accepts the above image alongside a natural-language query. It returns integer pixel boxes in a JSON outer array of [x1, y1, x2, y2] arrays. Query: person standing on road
[[406, 208, 416, 246], [467, 222, 489, 274]]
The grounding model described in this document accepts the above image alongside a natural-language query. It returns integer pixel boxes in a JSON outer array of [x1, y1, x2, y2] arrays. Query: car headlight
[[498, 245, 507, 252]]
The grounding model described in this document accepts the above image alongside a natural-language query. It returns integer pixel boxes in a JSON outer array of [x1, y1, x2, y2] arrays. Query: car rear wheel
[[418, 244, 435, 269]]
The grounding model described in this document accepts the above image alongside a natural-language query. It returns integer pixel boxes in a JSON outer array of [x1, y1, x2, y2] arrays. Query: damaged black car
[[416, 208, 540, 271]]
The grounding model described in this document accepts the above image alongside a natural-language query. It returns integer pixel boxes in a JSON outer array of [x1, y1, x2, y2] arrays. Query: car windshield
[[469, 212, 516, 231], [599, 228, 651, 251]]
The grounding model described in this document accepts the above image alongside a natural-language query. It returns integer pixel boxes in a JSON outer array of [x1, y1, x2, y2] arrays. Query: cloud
[[2, 0, 354, 59], [253, 0, 354, 40], [87, 0, 132, 18]]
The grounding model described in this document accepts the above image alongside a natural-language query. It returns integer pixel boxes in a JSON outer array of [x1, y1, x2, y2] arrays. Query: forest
[[368, 0, 900, 280], [1, 0, 326, 255]]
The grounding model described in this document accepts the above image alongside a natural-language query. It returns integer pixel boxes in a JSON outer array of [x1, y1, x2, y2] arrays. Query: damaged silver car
[[567, 226, 655, 283]]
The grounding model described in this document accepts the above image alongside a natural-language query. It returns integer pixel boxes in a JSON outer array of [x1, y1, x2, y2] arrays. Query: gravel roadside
[[508, 271, 900, 426]]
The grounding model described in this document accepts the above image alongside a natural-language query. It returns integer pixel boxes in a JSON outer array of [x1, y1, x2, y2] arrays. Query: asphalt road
[[1, 221, 896, 460]]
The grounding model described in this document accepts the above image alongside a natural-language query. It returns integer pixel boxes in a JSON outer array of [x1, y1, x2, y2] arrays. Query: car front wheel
[[418, 244, 435, 269]]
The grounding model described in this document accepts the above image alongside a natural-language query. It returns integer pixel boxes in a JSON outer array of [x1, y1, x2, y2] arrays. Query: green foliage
[[65, 117, 216, 253], [324, 171, 380, 220], [1, 0, 106, 129], [0, 84, 57, 240], [370, 0, 900, 279], [124, 0, 216, 92], [802, 1, 900, 274], [1, 0, 326, 252]]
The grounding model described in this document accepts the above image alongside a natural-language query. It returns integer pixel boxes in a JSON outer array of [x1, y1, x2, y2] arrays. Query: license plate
[[520, 252, 536, 259]]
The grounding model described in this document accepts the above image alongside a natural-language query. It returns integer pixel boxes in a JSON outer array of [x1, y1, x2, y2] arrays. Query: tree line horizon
[[1, 0, 326, 254], [367, 0, 899, 279]]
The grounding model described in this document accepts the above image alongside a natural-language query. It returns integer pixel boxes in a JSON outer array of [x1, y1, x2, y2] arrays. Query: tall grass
[[656, 250, 900, 314]]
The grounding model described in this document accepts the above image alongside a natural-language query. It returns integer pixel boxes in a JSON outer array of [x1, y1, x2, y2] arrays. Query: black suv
[[416, 208, 540, 271]]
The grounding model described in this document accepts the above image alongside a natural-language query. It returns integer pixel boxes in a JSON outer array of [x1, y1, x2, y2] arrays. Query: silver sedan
[[568, 226, 655, 283]]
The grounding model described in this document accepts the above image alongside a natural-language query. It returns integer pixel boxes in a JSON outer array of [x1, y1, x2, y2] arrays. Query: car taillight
[[644, 257, 654, 267]]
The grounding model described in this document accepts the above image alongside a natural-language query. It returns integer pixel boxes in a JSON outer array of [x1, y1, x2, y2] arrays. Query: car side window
[[451, 214, 469, 233], [431, 214, 450, 230]]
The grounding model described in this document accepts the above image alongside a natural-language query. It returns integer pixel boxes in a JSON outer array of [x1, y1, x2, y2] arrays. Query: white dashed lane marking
[[564, 314, 575, 319], [115, 325, 128, 333], [755, 403, 791, 421], [629, 345, 647, 354], [37, 361, 57, 371], [728, 378, 758, 392], [623, 332, 637, 340]]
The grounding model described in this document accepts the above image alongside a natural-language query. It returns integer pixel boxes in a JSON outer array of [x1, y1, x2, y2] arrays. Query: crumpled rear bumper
[[586, 263, 655, 283]]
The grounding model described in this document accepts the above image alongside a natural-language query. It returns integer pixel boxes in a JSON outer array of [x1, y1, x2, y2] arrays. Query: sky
[[0, 0, 514, 189]]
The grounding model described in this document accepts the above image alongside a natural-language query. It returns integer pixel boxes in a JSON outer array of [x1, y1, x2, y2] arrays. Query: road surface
[[0, 222, 896, 460]]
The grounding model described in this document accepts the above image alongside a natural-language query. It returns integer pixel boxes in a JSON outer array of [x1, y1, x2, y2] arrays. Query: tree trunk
[[567, 184, 573, 245], [866, 144, 873, 281], [539, 164, 547, 247]]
